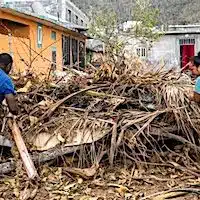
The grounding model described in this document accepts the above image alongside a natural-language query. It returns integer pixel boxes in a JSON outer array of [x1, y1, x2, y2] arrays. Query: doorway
[[179, 38, 195, 68]]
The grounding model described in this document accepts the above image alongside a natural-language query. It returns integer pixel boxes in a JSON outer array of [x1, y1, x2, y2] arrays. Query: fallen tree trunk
[[0, 145, 81, 174]]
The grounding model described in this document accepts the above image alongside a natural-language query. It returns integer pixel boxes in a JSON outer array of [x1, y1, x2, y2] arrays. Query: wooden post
[[8, 119, 38, 179]]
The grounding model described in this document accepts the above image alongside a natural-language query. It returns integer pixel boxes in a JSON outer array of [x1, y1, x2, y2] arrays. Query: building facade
[[118, 22, 200, 69], [148, 25, 200, 68], [0, 7, 87, 76], [1, 0, 89, 27]]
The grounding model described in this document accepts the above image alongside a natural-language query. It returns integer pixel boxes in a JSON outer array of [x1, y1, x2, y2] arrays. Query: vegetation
[[72, 0, 200, 25], [88, 0, 160, 57]]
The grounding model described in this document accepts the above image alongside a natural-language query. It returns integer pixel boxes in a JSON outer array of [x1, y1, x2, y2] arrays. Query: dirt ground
[[0, 161, 200, 200]]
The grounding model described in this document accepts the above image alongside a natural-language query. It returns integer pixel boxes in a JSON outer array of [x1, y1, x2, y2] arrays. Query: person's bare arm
[[5, 94, 18, 115], [190, 92, 200, 103]]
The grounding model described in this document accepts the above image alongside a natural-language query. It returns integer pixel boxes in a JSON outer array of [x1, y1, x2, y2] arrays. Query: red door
[[180, 44, 195, 68]]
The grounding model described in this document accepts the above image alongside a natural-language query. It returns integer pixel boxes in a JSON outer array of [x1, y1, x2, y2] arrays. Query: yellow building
[[0, 7, 87, 76]]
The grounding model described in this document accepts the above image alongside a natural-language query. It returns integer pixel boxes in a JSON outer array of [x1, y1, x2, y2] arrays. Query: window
[[75, 15, 78, 24], [51, 46, 57, 71], [81, 20, 83, 26], [51, 31, 56, 40], [79, 41, 85, 67], [136, 47, 147, 58], [179, 38, 195, 45], [68, 9, 72, 22], [72, 39, 78, 64], [37, 24, 43, 48], [62, 35, 70, 68]]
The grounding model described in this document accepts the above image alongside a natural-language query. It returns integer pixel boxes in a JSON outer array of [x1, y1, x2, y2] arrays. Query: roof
[[0, 7, 88, 39], [163, 24, 200, 35], [164, 30, 200, 35], [168, 24, 200, 28]]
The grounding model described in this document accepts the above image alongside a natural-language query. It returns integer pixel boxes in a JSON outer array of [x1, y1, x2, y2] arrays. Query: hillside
[[71, 0, 200, 25]]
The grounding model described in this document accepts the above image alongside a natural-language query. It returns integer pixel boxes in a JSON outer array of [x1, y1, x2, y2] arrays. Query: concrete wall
[[148, 35, 178, 67], [59, 0, 89, 26], [148, 34, 200, 68]]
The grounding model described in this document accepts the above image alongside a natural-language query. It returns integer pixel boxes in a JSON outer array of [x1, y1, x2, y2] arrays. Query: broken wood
[[110, 122, 118, 167], [141, 187, 200, 200], [0, 144, 81, 174], [8, 119, 38, 179], [40, 84, 110, 121], [0, 146, 107, 175]]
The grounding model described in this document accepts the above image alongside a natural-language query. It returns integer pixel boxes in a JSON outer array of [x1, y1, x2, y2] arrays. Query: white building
[[119, 22, 200, 68], [148, 25, 200, 68], [119, 21, 149, 60], [1, 0, 89, 27]]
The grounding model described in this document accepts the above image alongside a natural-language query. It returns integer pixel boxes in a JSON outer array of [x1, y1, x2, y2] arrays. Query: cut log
[[8, 119, 38, 179]]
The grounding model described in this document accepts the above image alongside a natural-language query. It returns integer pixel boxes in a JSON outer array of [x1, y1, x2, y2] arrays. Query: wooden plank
[[8, 119, 38, 179]]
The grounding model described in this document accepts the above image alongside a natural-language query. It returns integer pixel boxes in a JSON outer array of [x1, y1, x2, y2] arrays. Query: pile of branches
[[1, 57, 200, 173]]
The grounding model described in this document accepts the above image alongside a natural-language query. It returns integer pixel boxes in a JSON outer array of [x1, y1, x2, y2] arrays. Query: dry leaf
[[38, 100, 53, 107], [29, 116, 39, 126], [60, 196, 68, 200], [19, 188, 31, 200], [14, 187, 20, 198], [125, 193, 132, 199], [64, 165, 98, 179], [17, 81, 32, 93], [108, 183, 129, 197], [79, 197, 98, 200], [32, 132, 60, 151], [30, 187, 38, 199], [4, 178, 15, 187], [78, 178, 83, 184], [133, 170, 139, 178], [57, 133, 65, 143], [63, 183, 77, 191], [115, 185, 129, 197]]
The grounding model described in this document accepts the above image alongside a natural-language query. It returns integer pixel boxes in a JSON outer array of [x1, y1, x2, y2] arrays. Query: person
[[189, 52, 200, 103], [181, 57, 196, 73], [0, 53, 18, 115]]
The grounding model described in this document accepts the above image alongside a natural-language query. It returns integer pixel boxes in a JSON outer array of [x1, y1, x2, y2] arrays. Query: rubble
[[0, 56, 200, 175], [1, 55, 200, 198]]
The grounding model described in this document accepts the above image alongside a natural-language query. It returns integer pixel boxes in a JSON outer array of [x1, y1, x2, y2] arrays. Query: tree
[[88, 9, 125, 57], [72, 0, 200, 25], [132, 0, 160, 43], [88, 1, 160, 58]]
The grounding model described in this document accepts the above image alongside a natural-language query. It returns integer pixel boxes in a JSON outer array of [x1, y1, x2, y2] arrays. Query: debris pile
[[1, 56, 200, 176]]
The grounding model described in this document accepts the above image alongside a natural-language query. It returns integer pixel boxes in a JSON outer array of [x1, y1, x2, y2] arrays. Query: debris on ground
[[0, 55, 200, 199]]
